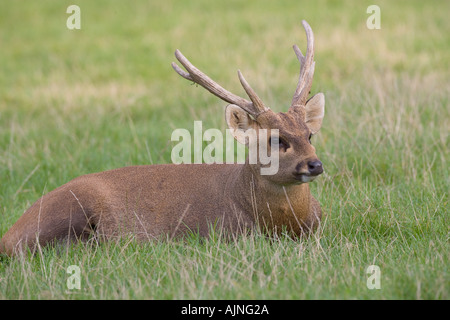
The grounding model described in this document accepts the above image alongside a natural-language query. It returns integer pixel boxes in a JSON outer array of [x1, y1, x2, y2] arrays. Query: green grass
[[0, 0, 448, 299]]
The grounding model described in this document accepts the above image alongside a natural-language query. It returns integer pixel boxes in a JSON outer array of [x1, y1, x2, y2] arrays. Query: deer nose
[[307, 160, 323, 176]]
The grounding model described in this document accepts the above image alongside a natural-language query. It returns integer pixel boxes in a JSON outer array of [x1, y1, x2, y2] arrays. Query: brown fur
[[0, 161, 322, 255], [0, 20, 325, 256]]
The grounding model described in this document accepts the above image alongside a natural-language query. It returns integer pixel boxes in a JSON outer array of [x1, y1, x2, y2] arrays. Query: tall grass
[[0, 0, 448, 299]]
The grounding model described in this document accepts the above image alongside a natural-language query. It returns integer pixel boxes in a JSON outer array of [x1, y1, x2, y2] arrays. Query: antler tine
[[172, 49, 268, 117], [291, 20, 316, 108], [237, 70, 268, 115]]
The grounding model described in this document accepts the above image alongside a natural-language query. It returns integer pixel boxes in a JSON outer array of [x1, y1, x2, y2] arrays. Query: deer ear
[[225, 104, 258, 145], [305, 93, 325, 134]]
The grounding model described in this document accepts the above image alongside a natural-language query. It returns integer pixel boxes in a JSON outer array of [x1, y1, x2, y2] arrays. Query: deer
[[0, 20, 325, 256]]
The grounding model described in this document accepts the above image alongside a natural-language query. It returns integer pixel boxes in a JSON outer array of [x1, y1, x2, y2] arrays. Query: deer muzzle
[[293, 158, 323, 183]]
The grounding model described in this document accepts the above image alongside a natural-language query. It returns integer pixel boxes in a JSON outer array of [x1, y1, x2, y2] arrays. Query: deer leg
[[0, 186, 98, 256]]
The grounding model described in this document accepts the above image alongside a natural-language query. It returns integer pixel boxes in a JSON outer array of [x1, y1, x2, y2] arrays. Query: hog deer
[[0, 20, 325, 256]]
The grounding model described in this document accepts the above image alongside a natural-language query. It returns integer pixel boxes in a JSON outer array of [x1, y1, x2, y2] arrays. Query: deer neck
[[226, 163, 312, 235]]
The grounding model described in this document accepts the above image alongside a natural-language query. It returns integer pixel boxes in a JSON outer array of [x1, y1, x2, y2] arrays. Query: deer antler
[[291, 20, 316, 108], [172, 49, 269, 117]]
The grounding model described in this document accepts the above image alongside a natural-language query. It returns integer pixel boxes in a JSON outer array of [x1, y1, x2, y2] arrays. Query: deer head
[[172, 20, 325, 186]]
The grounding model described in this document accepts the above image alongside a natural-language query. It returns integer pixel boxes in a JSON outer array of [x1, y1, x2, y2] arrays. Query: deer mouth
[[293, 173, 318, 183]]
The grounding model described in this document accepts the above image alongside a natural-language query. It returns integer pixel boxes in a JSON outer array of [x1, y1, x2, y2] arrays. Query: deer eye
[[269, 136, 290, 151], [308, 133, 312, 144]]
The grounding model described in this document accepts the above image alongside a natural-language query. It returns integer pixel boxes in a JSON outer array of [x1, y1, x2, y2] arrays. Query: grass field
[[0, 0, 448, 300]]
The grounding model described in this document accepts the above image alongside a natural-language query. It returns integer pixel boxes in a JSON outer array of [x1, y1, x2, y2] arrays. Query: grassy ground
[[0, 0, 448, 299]]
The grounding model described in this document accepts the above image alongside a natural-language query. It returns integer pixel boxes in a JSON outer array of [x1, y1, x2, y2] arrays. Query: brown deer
[[0, 20, 325, 256]]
